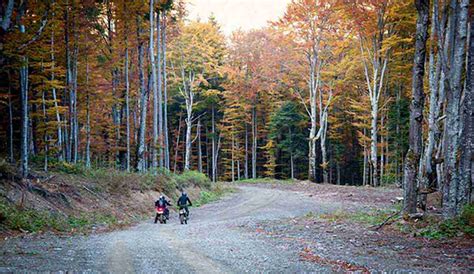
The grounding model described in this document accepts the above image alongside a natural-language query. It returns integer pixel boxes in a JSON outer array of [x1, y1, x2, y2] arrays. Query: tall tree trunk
[[50, 23, 63, 161], [363, 128, 368, 186], [20, 56, 28, 178], [41, 90, 49, 172], [289, 127, 294, 180], [422, 11, 442, 191], [184, 107, 192, 171], [206, 127, 210, 177], [162, 12, 170, 170], [1, 0, 14, 32], [211, 105, 217, 182], [72, 24, 79, 164], [236, 137, 240, 180], [370, 105, 378, 187], [439, 0, 469, 217], [214, 135, 222, 182], [156, 10, 164, 168], [403, 0, 430, 214], [125, 46, 131, 172], [319, 86, 332, 184], [380, 114, 385, 183], [136, 18, 147, 172], [19, 16, 29, 178], [173, 114, 183, 173], [150, 0, 158, 172], [65, 0, 71, 162], [244, 123, 249, 179], [183, 75, 194, 171], [359, 22, 390, 187], [7, 72, 14, 163], [252, 105, 257, 179], [197, 119, 202, 173], [231, 134, 235, 182], [85, 59, 91, 169], [459, 13, 473, 204], [308, 54, 318, 182]]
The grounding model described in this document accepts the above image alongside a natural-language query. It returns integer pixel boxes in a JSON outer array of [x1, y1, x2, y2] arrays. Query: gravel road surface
[[1, 186, 341, 273]]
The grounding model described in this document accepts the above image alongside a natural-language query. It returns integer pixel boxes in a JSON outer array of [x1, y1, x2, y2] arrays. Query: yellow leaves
[[202, 89, 220, 97]]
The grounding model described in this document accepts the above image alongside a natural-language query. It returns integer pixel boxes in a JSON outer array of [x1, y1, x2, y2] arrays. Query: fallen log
[[370, 210, 401, 231]]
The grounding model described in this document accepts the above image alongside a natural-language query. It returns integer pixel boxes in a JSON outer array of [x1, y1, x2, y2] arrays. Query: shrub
[[461, 203, 474, 226], [175, 171, 211, 189]]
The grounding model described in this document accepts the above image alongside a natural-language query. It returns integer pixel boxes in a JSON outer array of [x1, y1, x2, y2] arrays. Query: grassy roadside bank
[[232, 178, 473, 240], [0, 160, 233, 235], [318, 203, 474, 240]]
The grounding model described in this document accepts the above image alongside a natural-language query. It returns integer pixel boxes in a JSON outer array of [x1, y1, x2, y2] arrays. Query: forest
[[0, 0, 472, 220]]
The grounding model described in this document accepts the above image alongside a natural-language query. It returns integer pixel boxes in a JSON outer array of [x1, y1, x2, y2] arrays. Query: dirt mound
[[0, 163, 207, 235]]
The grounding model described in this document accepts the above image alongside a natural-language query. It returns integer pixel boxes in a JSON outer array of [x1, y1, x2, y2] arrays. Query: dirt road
[[1, 184, 472, 272], [1, 186, 337, 272]]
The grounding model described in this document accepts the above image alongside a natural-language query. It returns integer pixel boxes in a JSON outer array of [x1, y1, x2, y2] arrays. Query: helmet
[[182, 191, 187, 196], [159, 195, 164, 199]]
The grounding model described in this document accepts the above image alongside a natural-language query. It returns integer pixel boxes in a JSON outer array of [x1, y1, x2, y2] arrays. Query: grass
[[0, 199, 120, 233], [415, 204, 474, 239], [318, 203, 474, 240], [193, 183, 236, 207], [319, 207, 400, 226]]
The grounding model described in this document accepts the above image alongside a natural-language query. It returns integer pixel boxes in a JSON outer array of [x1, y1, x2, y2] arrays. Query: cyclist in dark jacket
[[177, 192, 192, 217], [155, 195, 171, 221]]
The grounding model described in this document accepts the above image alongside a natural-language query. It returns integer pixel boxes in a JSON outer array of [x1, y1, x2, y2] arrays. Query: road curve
[[1, 186, 342, 273]]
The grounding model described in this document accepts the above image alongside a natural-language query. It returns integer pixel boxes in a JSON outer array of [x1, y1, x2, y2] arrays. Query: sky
[[187, 0, 291, 36]]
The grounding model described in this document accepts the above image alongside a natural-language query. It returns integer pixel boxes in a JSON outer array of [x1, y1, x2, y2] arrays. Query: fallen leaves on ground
[[299, 247, 370, 273]]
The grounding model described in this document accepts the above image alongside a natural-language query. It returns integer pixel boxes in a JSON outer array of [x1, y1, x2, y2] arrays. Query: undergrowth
[[319, 206, 400, 226], [319, 203, 474, 240], [1, 160, 220, 234], [0, 199, 119, 233], [193, 183, 236, 207], [416, 204, 474, 239]]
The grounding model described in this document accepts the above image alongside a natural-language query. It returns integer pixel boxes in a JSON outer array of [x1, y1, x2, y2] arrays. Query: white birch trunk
[[182, 70, 195, 171], [20, 21, 29, 178], [162, 13, 170, 169], [136, 19, 147, 172]]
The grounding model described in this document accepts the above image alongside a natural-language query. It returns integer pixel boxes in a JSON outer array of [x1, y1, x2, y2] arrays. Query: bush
[[380, 173, 399, 186], [461, 203, 474, 226], [193, 183, 236, 207], [175, 171, 211, 189], [0, 200, 65, 232], [416, 205, 474, 239]]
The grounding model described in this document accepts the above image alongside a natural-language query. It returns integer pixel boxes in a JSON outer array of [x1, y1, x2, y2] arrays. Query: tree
[[268, 101, 307, 179], [168, 21, 226, 171], [403, 0, 429, 215], [276, 0, 340, 183]]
